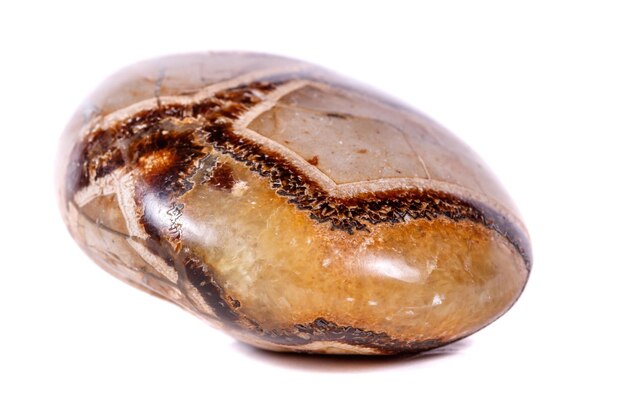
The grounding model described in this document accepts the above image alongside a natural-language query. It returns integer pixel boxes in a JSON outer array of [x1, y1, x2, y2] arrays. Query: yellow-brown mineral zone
[[59, 52, 531, 355], [176, 152, 527, 351]]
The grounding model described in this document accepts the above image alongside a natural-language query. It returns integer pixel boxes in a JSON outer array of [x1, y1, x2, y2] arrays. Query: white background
[[1, 1, 625, 415]]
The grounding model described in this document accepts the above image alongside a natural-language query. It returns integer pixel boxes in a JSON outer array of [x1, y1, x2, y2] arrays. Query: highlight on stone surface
[[57, 52, 531, 355]]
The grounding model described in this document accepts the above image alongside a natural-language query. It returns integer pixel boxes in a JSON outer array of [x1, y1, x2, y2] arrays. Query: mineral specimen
[[57, 52, 531, 354]]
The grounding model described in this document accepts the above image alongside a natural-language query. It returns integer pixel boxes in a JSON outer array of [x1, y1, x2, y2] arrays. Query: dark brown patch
[[205, 162, 235, 191], [66, 140, 92, 193], [326, 112, 347, 119], [356, 148, 368, 154], [306, 155, 319, 166]]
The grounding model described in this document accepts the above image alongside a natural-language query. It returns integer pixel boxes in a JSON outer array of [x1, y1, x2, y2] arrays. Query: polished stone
[[57, 52, 531, 355]]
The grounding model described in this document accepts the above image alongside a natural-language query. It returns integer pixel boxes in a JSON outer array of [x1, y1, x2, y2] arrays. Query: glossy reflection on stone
[[57, 52, 531, 355]]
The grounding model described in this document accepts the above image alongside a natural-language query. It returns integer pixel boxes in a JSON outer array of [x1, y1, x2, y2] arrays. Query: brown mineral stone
[[57, 52, 531, 355]]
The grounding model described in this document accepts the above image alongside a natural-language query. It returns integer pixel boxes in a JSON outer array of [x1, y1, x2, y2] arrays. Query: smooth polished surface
[[57, 52, 531, 354]]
